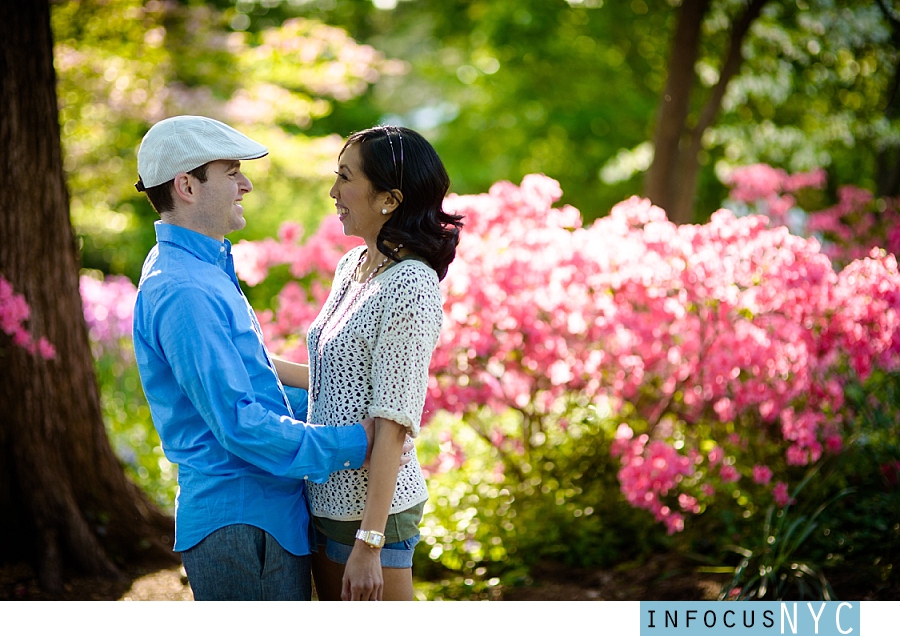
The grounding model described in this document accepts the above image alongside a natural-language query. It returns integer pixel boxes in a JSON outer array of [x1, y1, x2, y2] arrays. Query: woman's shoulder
[[335, 245, 366, 276], [382, 256, 440, 288]]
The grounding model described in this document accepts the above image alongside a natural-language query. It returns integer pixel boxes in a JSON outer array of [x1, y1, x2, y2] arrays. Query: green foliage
[[412, 401, 665, 598], [806, 369, 900, 596], [289, 0, 899, 222], [708, 370, 900, 600], [93, 342, 176, 512], [53, 0, 900, 280], [293, 0, 670, 220], [51, 0, 395, 282], [718, 469, 850, 601], [708, 0, 900, 197]]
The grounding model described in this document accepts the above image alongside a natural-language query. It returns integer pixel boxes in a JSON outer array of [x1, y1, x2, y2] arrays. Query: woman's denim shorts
[[313, 526, 420, 569]]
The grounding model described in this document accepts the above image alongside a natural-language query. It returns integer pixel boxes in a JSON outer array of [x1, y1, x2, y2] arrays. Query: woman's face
[[329, 143, 389, 243]]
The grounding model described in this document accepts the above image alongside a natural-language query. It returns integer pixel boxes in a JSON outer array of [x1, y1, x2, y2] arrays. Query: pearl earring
[[381, 208, 389, 215]]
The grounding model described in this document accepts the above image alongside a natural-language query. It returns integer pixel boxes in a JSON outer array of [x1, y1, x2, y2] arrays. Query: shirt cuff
[[339, 423, 368, 470]]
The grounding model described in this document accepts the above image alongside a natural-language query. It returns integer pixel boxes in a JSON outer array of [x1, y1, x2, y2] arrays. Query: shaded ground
[[0, 562, 194, 601], [500, 555, 727, 601], [500, 555, 899, 601], [3, 552, 895, 600]]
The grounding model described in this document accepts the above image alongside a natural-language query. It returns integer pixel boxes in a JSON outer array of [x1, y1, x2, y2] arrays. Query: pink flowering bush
[[233, 216, 363, 361], [58, 166, 899, 589], [434, 177, 900, 538], [80, 273, 137, 358], [235, 173, 900, 551], [725, 163, 900, 269], [0, 274, 56, 360]]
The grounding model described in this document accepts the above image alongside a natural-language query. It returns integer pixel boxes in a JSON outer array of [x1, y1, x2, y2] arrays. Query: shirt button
[[343, 461, 351, 467], [303, 475, 308, 480]]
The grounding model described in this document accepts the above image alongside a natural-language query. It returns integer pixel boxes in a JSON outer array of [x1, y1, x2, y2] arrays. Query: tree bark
[[644, 0, 769, 225], [0, 0, 176, 595], [643, 0, 711, 223], [875, 0, 900, 197]]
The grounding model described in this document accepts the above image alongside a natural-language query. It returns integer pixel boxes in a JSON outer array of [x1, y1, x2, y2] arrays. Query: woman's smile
[[329, 143, 392, 243]]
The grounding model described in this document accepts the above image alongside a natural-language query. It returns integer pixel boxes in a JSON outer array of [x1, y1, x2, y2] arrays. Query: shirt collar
[[154, 221, 232, 267]]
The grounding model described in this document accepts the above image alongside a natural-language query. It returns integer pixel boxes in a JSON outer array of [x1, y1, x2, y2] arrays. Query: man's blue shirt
[[133, 221, 366, 554]]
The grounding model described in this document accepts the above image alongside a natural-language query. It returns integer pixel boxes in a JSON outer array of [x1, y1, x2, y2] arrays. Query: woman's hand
[[342, 543, 383, 600], [343, 417, 408, 600]]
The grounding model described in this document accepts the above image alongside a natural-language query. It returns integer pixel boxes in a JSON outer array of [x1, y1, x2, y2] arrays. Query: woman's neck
[[355, 240, 406, 282]]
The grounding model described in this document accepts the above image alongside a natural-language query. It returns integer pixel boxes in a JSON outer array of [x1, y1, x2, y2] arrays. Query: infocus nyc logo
[[640, 601, 860, 636]]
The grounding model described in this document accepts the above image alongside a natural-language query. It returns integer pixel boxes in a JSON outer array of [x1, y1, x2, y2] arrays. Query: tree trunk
[[0, 0, 176, 595], [643, 0, 711, 224], [644, 0, 769, 225], [875, 0, 900, 197]]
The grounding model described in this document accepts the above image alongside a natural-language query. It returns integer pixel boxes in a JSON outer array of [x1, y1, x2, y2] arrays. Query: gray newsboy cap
[[136, 116, 268, 190]]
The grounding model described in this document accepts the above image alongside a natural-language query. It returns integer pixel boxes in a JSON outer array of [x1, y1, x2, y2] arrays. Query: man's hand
[[361, 417, 375, 467], [360, 417, 414, 469]]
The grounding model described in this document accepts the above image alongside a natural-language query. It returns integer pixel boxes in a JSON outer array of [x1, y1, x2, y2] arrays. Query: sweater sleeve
[[368, 264, 443, 437]]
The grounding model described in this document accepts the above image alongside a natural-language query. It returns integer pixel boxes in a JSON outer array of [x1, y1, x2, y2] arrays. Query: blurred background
[[58, 0, 897, 280], [40, 0, 900, 600]]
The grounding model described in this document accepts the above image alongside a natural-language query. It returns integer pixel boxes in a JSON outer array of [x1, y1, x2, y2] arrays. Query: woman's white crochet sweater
[[306, 245, 442, 520]]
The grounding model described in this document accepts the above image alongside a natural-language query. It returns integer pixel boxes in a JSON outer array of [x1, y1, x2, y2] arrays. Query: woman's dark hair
[[342, 126, 463, 281]]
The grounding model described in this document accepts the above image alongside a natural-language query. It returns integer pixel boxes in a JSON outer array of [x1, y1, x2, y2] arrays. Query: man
[[132, 116, 385, 600]]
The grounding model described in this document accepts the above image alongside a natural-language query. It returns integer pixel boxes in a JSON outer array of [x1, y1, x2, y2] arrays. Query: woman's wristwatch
[[355, 528, 385, 548]]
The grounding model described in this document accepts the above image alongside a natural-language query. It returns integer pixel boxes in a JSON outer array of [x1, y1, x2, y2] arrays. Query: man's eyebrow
[[226, 160, 241, 170]]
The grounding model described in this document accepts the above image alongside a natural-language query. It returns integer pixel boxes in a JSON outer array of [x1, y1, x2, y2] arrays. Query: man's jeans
[[180, 524, 312, 600]]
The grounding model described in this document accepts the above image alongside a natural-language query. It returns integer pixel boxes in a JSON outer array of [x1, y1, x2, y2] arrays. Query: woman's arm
[[341, 417, 407, 601], [339, 266, 441, 599], [272, 357, 309, 389]]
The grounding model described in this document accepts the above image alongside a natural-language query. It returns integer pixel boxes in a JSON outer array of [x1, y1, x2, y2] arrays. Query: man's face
[[191, 159, 253, 240]]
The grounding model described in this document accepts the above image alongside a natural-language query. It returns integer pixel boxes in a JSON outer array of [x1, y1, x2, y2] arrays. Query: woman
[[289, 126, 462, 600]]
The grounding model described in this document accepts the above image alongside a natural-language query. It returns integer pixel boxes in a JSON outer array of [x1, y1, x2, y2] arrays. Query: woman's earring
[[381, 208, 389, 215]]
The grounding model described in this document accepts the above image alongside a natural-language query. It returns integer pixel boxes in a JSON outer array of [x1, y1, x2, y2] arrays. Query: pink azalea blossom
[[719, 464, 741, 483], [80, 274, 137, 357], [752, 464, 773, 485], [1, 275, 56, 360], [772, 481, 793, 507]]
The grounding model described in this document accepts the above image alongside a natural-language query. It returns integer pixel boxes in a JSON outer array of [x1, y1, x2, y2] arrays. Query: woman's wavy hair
[[342, 126, 463, 281]]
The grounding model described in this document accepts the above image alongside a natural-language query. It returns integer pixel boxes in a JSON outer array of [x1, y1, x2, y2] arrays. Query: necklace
[[310, 244, 403, 403]]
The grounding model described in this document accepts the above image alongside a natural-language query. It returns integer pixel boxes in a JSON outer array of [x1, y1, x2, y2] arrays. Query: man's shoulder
[[138, 260, 231, 322], [140, 244, 218, 288]]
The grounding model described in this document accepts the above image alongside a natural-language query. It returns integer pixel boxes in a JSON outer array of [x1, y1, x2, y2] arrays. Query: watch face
[[357, 529, 385, 547]]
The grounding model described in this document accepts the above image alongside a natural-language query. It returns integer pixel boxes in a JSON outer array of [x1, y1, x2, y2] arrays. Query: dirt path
[[2, 555, 724, 601], [1, 563, 193, 601], [2, 552, 893, 600]]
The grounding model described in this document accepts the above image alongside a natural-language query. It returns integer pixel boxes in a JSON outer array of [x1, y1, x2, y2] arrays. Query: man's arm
[[150, 284, 367, 482]]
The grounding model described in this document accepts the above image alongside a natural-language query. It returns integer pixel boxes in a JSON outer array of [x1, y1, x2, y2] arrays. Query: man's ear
[[172, 173, 194, 203]]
